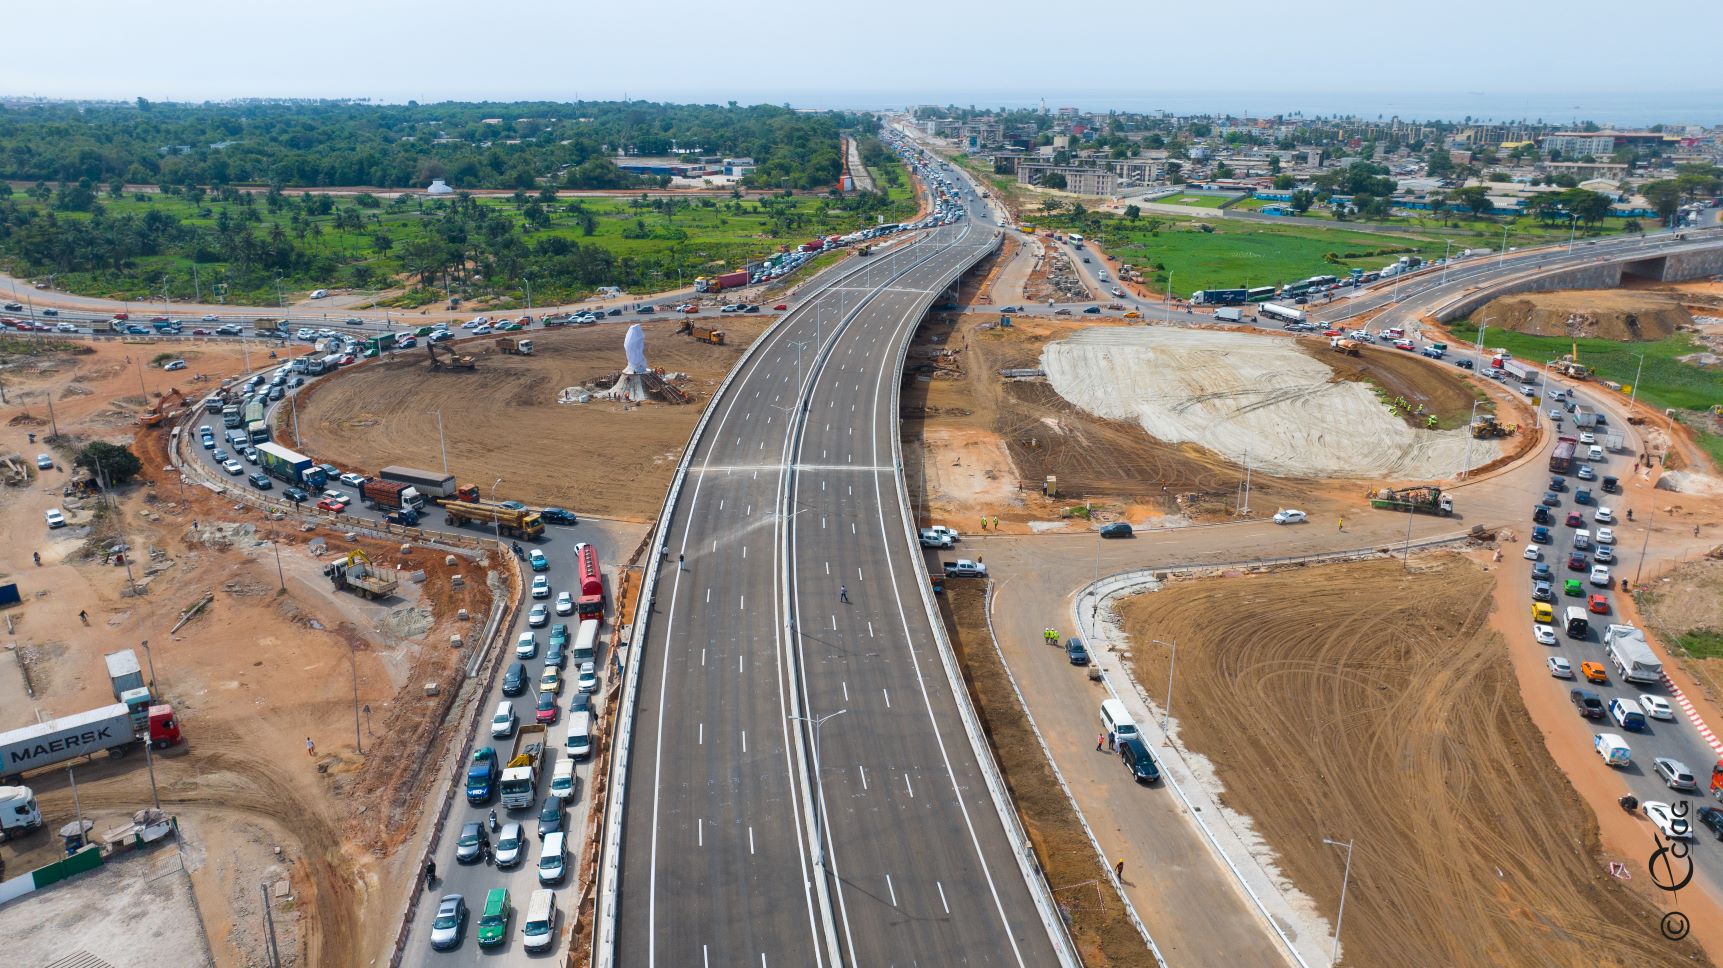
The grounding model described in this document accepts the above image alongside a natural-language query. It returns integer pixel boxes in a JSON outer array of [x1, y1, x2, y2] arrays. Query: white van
[[536, 832, 567, 885], [573, 618, 600, 665], [566, 710, 593, 760], [1572, 529, 1591, 551], [1100, 698, 1138, 742], [522, 888, 558, 950], [1608, 697, 1647, 732]]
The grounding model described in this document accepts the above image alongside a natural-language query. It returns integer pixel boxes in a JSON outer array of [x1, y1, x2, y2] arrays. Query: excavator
[[137, 388, 186, 427], [1553, 341, 1589, 380], [426, 340, 476, 371]]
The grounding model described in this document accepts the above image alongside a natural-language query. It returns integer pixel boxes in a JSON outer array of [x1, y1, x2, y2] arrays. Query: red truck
[[1549, 435, 1578, 475], [695, 270, 750, 294], [360, 478, 426, 513], [574, 541, 604, 619]]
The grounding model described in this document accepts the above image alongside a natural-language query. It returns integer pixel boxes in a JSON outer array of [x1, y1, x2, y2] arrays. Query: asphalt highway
[[612, 166, 1062, 965]]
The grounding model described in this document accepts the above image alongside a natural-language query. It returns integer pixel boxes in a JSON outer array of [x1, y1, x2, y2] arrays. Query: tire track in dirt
[[1115, 555, 1711, 968], [33, 724, 362, 968]]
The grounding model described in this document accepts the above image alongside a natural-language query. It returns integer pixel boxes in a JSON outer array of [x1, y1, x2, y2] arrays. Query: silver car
[[429, 893, 466, 950], [1654, 757, 1697, 791], [494, 822, 526, 868]]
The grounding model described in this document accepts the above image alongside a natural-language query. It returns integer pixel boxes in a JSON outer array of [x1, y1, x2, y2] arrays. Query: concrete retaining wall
[[1436, 242, 1723, 323]]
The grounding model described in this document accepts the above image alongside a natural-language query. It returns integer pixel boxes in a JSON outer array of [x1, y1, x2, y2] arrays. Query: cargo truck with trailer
[[693, 270, 750, 294], [1259, 303, 1307, 325], [256, 442, 328, 489], [105, 649, 145, 700], [499, 723, 548, 809], [1603, 624, 1664, 684], [443, 501, 545, 539], [0, 784, 43, 840], [359, 478, 425, 512], [380, 465, 471, 500], [0, 702, 183, 785]]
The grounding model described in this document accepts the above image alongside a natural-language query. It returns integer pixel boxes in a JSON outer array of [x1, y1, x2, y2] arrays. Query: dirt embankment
[[1299, 335, 1491, 429], [1635, 551, 1723, 708], [292, 319, 768, 521], [938, 581, 1151, 965], [901, 313, 1315, 527], [1475, 289, 1689, 341], [1116, 555, 1709, 968]]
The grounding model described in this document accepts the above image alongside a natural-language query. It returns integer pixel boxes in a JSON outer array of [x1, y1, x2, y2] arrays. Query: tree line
[[0, 99, 875, 192]]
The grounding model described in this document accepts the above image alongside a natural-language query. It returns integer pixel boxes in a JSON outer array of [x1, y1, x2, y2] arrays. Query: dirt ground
[[1, 338, 497, 966], [1635, 551, 1723, 708], [1299, 334, 1494, 430], [938, 580, 1151, 966], [1115, 555, 1710, 968], [292, 319, 770, 521], [1475, 289, 1689, 341], [903, 313, 1319, 529]]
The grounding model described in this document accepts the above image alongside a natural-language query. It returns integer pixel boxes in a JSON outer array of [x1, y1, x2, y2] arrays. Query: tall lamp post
[[788, 709, 847, 868], [1322, 837, 1355, 967], [491, 478, 505, 542], [1151, 638, 1176, 731]]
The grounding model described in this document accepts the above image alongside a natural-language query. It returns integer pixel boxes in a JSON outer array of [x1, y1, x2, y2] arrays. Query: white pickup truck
[[943, 559, 987, 578]]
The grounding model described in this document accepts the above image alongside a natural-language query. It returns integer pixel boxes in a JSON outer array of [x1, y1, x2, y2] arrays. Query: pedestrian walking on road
[[1114, 860, 1125, 881], [426, 860, 437, 885], [33, 551, 41, 566], [1337, 516, 1344, 532], [678, 553, 685, 569], [1107, 730, 1115, 751], [840, 584, 849, 603], [306, 736, 315, 757], [979, 517, 987, 532], [1096, 732, 1105, 751], [78, 610, 88, 625]]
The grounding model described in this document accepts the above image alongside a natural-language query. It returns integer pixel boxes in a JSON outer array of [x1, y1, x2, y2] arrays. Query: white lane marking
[[739, 654, 745, 675], [720, 499, 725, 510], [742, 730, 748, 753], [750, 826, 756, 855], [712, 539, 717, 553], [937, 881, 950, 914], [701, 648, 706, 666], [699, 723, 704, 744], [905, 773, 914, 798], [858, 764, 867, 790], [830, 614, 837, 631], [706, 588, 711, 603], [740, 594, 745, 610], [699, 821, 704, 848], [867, 621, 875, 639], [856, 568, 863, 582], [886, 873, 898, 907], [824, 561, 830, 576], [883, 688, 891, 709], [851, 522, 857, 535], [742, 546, 747, 559]]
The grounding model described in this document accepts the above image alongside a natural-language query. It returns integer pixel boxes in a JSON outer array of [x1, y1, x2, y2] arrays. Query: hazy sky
[[5, 0, 1722, 123]]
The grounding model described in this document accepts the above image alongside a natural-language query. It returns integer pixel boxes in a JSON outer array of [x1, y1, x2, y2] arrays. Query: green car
[[477, 888, 511, 947], [415, 325, 437, 337], [1563, 578, 1584, 597]]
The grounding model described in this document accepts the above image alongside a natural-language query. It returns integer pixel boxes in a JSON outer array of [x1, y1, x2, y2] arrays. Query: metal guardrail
[[1067, 531, 1478, 968], [591, 242, 902, 967], [881, 228, 1083, 966], [979, 582, 1169, 967]]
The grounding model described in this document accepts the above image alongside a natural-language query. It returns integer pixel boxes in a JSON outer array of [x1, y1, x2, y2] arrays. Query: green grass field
[[1152, 193, 1238, 209], [1109, 222, 1447, 296], [1, 160, 918, 305], [1465, 330, 1722, 412]]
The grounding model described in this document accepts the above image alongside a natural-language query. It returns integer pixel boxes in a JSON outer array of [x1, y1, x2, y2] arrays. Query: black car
[[1601, 475, 1620, 494], [1532, 506, 1552, 525], [248, 472, 272, 490], [1119, 737, 1160, 783], [1082, 306, 1102, 314], [1548, 476, 1567, 492], [502, 662, 527, 697], [569, 690, 591, 714], [538, 798, 567, 839], [1570, 688, 1605, 719], [1453, 358, 1474, 370], [1541, 491, 1561, 507], [1699, 806, 1723, 840], [637, 305, 657, 314], [1065, 638, 1090, 665], [284, 486, 309, 503], [540, 507, 578, 526], [454, 821, 488, 863], [1099, 522, 1133, 539]]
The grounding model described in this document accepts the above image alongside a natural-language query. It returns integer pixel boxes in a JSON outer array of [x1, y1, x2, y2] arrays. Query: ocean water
[[742, 89, 1723, 128]]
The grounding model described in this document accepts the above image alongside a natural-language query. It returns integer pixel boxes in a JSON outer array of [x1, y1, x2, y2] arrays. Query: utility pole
[[271, 531, 286, 592], [430, 410, 450, 474], [348, 643, 363, 754], [141, 639, 159, 693], [1628, 352, 1646, 417], [1322, 838, 1355, 967]]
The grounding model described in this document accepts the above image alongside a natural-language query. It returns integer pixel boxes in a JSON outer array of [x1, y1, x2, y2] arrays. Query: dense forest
[[0, 99, 871, 192], [0, 101, 909, 304]]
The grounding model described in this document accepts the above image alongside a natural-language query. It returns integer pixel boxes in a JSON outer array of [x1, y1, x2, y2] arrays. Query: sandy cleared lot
[[1042, 327, 1502, 479], [1116, 555, 1707, 968], [293, 319, 767, 521], [0, 846, 213, 967]]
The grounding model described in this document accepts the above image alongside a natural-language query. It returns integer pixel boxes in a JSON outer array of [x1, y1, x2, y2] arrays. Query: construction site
[[0, 338, 506, 967], [1114, 555, 1712, 968], [292, 317, 765, 521]]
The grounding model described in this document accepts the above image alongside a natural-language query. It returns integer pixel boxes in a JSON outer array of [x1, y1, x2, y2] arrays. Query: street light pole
[[1460, 398, 1480, 478], [491, 477, 505, 542], [788, 709, 847, 868], [430, 410, 450, 475], [1151, 638, 1176, 731], [1628, 352, 1646, 417], [141, 639, 159, 693], [1322, 837, 1355, 968]]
